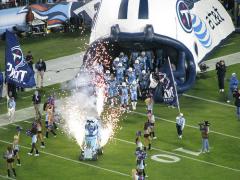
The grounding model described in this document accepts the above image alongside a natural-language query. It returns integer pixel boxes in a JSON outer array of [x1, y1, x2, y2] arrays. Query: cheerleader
[[4, 146, 17, 177], [148, 112, 157, 140], [28, 123, 39, 156], [144, 95, 153, 114], [143, 119, 152, 151], [12, 130, 21, 166], [36, 119, 45, 148], [45, 104, 57, 138]]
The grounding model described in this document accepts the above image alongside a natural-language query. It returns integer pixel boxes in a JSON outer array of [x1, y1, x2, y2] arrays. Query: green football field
[[0, 32, 240, 179], [0, 64, 240, 180]]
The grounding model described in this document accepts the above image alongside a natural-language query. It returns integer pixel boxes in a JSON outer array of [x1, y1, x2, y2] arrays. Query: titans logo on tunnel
[[81, 0, 234, 99]]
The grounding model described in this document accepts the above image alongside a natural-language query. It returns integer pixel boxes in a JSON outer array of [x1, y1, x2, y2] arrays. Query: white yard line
[[0, 139, 131, 178], [183, 94, 235, 108], [0, 174, 15, 180], [0, 127, 8, 130], [115, 138, 240, 173], [1, 136, 239, 175], [132, 111, 240, 140], [220, 42, 235, 47], [24, 121, 32, 124]]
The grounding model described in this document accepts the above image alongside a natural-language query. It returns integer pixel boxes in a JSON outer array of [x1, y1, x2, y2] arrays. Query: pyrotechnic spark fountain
[[56, 41, 123, 150]]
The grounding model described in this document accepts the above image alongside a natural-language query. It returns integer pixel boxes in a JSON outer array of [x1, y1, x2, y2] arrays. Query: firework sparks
[[56, 40, 124, 149]]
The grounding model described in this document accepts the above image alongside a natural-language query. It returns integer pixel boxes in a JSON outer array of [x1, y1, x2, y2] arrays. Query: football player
[[116, 63, 125, 84], [127, 67, 137, 84], [133, 59, 142, 78], [138, 51, 147, 71], [130, 51, 139, 66], [145, 51, 153, 72], [120, 82, 129, 110], [112, 57, 120, 71], [139, 70, 150, 99], [130, 81, 138, 110], [107, 74, 118, 107], [119, 52, 129, 69]]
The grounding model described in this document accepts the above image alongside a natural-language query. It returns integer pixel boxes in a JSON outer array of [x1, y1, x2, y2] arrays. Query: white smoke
[[56, 67, 121, 149]]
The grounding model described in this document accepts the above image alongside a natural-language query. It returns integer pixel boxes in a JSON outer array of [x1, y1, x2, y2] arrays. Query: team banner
[[152, 59, 178, 107], [5, 30, 36, 87], [162, 59, 178, 106]]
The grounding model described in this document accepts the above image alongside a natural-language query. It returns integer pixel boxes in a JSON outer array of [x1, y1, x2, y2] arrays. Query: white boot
[[131, 102, 134, 110], [134, 102, 137, 110]]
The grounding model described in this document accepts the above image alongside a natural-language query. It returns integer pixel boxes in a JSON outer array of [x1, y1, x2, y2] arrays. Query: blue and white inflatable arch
[[83, 0, 234, 93]]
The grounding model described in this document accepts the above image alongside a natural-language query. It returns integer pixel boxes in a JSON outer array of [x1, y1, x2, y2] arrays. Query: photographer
[[199, 121, 210, 153], [216, 60, 226, 92]]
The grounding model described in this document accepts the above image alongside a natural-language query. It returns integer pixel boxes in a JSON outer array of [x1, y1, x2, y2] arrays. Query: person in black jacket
[[216, 60, 226, 92], [235, 89, 240, 120], [32, 90, 41, 119], [25, 51, 34, 70], [35, 59, 46, 88]]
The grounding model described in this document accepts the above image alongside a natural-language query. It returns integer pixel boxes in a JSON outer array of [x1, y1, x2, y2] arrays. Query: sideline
[[183, 94, 235, 108], [0, 139, 131, 178], [132, 111, 240, 140]]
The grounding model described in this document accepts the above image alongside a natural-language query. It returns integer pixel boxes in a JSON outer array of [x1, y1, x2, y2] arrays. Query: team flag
[[5, 30, 36, 88], [152, 57, 180, 111]]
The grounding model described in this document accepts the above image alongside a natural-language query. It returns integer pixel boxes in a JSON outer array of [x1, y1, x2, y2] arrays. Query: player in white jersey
[[176, 113, 185, 139]]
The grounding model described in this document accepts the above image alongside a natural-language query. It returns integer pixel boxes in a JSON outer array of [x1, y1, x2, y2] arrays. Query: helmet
[[141, 51, 146, 56], [142, 70, 146, 74], [106, 70, 110, 74], [118, 63, 123, 67], [135, 60, 139, 64], [132, 80, 137, 85], [128, 67, 133, 72], [114, 57, 119, 62], [122, 82, 126, 86], [119, 52, 124, 56]]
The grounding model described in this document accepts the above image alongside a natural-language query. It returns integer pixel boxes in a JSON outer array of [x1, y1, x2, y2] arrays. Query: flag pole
[[168, 57, 181, 114]]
